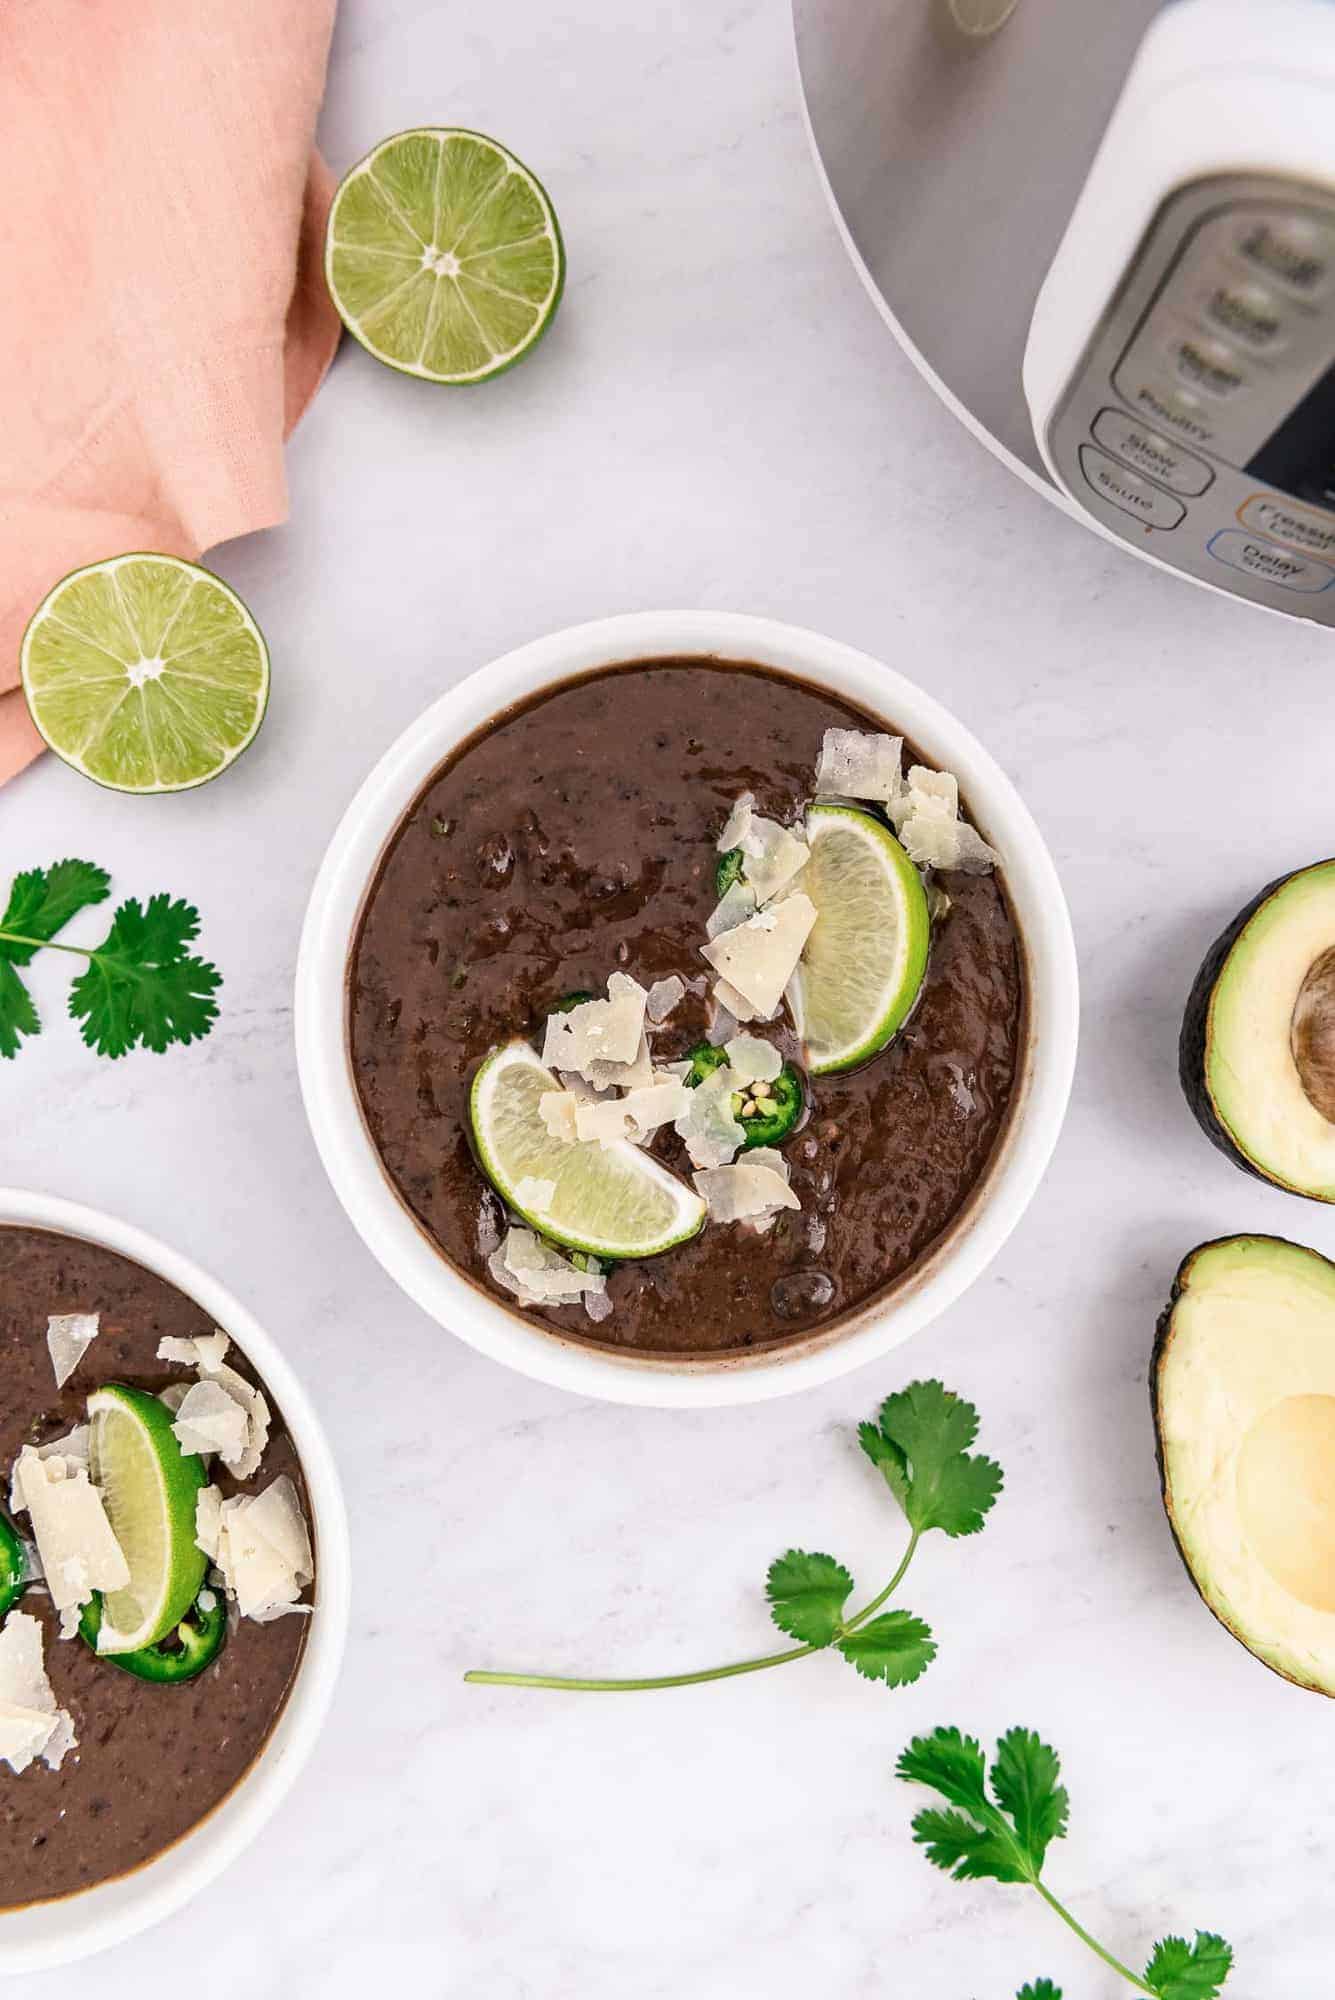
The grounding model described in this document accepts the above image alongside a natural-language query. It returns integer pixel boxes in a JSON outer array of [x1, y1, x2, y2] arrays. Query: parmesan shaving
[[209, 1475, 314, 1622], [46, 1312, 99, 1390], [888, 764, 999, 875], [538, 1090, 581, 1143], [514, 1176, 557, 1215], [585, 1030, 655, 1092], [814, 729, 905, 804], [645, 975, 686, 1023], [8, 1425, 88, 1515], [14, 1449, 129, 1624], [674, 1066, 746, 1170], [724, 1034, 783, 1084], [157, 1330, 232, 1372], [706, 880, 757, 940], [488, 1228, 608, 1310], [540, 973, 648, 1079], [171, 1378, 252, 1462], [206, 1364, 271, 1480], [741, 816, 809, 904], [692, 1156, 801, 1229], [574, 1078, 690, 1147], [716, 793, 756, 852], [701, 894, 816, 1018], [0, 1611, 77, 1773]]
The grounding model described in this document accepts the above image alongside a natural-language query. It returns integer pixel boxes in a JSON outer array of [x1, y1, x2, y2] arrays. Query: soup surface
[[0, 1226, 309, 1909], [350, 659, 1025, 1355]]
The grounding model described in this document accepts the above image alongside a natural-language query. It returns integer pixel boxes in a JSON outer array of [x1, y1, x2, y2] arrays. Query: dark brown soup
[[349, 659, 1025, 1356], [0, 1227, 309, 1909]]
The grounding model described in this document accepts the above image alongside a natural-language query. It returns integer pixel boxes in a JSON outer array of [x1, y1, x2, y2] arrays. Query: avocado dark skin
[[1151, 1236, 1333, 1699], [1179, 872, 1297, 1188]]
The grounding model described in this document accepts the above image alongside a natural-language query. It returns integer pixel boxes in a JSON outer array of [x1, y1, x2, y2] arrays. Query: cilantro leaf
[[861, 1380, 1003, 1537], [0, 859, 110, 966], [68, 895, 221, 1057], [766, 1550, 853, 1646], [1017, 1983, 1061, 2000], [1144, 1934, 1233, 2000], [0, 958, 40, 1059], [990, 1728, 1069, 1874], [908, 1805, 1029, 1884], [896, 1725, 990, 1811], [837, 1610, 936, 1686]]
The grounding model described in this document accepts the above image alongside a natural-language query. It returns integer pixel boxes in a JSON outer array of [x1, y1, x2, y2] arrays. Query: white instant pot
[[794, 0, 1335, 621]]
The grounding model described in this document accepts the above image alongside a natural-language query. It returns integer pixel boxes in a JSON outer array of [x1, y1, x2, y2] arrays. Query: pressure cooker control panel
[[1044, 175, 1335, 618]]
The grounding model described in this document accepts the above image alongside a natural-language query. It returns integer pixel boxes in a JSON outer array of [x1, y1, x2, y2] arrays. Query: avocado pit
[[1291, 947, 1335, 1123]]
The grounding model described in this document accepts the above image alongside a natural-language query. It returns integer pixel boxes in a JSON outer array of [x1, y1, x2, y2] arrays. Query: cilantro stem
[[1032, 1882, 1157, 1996], [0, 930, 95, 959], [464, 1530, 922, 1692]]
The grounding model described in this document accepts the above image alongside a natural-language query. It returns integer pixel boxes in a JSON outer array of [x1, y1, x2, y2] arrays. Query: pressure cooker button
[[1238, 495, 1335, 560], [1236, 214, 1335, 297], [1091, 410, 1214, 496], [1172, 334, 1246, 398], [1203, 280, 1286, 352], [1078, 446, 1186, 529], [1207, 529, 1335, 594]]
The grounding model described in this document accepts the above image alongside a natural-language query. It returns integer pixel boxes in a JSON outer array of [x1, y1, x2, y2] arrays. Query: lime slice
[[788, 804, 931, 1075], [20, 553, 269, 793], [325, 128, 565, 384], [470, 1041, 705, 1261], [87, 1384, 207, 1653]]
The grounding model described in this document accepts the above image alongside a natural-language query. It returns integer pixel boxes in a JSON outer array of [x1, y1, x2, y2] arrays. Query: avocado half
[[1181, 860, 1335, 1200], [1153, 1234, 1335, 1696]]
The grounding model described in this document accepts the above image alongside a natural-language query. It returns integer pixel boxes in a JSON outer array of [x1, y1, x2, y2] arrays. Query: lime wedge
[[20, 553, 269, 793], [788, 804, 931, 1075], [325, 128, 565, 384], [87, 1384, 207, 1653], [470, 1041, 705, 1261]]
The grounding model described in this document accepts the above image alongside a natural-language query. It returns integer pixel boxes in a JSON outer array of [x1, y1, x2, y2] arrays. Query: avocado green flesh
[[1155, 1234, 1335, 1696], [1198, 862, 1335, 1200]]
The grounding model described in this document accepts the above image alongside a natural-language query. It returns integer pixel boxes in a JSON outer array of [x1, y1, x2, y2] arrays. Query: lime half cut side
[[325, 128, 565, 384], [87, 1384, 207, 1653], [20, 553, 269, 793], [470, 1041, 705, 1262], [788, 804, 931, 1076]]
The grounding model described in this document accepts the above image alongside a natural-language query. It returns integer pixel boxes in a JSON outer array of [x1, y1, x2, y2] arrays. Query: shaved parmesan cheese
[[575, 1078, 690, 1147], [196, 1484, 224, 1563], [0, 1611, 77, 1773], [8, 1426, 89, 1515], [210, 1475, 314, 1622], [707, 880, 758, 940], [204, 1363, 271, 1481], [15, 1449, 128, 1624], [645, 975, 686, 1023], [815, 729, 904, 804], [538, 1090, 581, 1143], [583, 1288, 614, 1325], [742, 817, 809, 904], [717, 793, 756, 852], [488, 1228, 608, 1311], [585, 1030, 655, 1092], [514, 1176, 557, 1215], [674, 1066, 746, 1170], [157, 1330, 231, 1372], [541, 973, 648, 1079], [888, 764, 999, 875], [171, 1379, 252, 1462], [46, 1312, 99, 1390], [708, 986, 745, 1040], [725, 1034, 783, 1083], [157, 1381, 191, 1416], [702, 894, 816, 1018], [692, 1158, 801, 1228]]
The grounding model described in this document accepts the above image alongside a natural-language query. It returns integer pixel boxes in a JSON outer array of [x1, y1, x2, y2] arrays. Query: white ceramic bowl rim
[[0, 1187, 350, 1974], [295, 610, 1079, 1408]]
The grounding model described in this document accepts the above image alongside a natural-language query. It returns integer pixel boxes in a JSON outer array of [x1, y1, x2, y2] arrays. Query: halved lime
[[20, 553, 269, 793], [87, 1384, 207, 1653], [470, 1041, 705, 1261], [788, 804, 931, 1075], [325, 128, 565, 384]]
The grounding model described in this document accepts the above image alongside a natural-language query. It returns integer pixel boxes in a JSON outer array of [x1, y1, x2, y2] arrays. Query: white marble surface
[[6, 1, 1334, 1990]]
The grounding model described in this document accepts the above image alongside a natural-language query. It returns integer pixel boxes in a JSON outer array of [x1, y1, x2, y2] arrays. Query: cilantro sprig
[[0, 860, 221, 1059], [898, 1726, 1232, 2000], [465, 1380, 1001, 1694]]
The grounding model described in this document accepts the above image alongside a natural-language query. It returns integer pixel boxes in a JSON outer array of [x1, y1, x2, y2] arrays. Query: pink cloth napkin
[[0, 0, 342, 785]]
